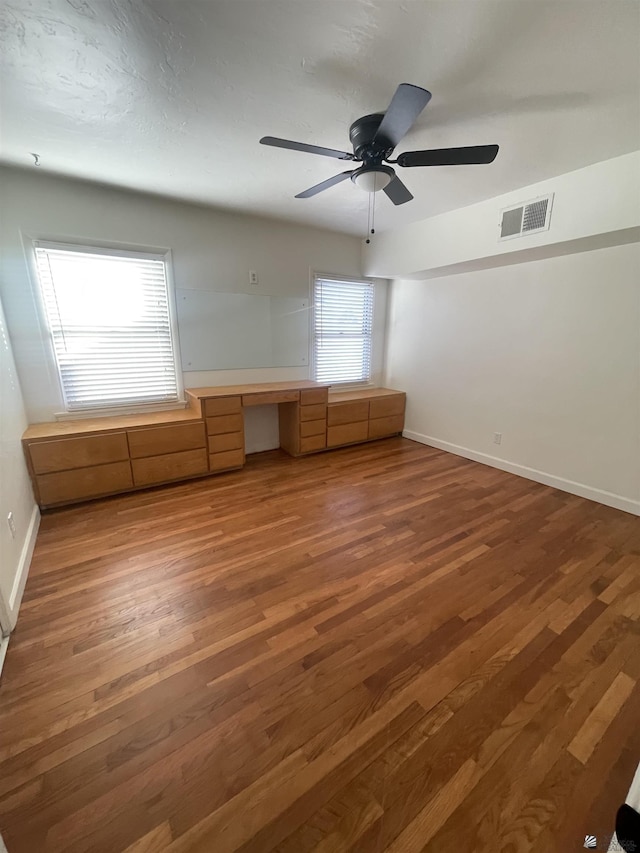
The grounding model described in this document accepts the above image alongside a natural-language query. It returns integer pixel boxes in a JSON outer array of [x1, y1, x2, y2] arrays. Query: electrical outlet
[[7, 512, 16, 539], [493, 432, 502, 445], [249, 270, 258, 285]]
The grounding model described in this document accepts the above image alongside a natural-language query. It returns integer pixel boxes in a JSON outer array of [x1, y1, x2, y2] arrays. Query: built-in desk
[[22, 382, 406, 508]]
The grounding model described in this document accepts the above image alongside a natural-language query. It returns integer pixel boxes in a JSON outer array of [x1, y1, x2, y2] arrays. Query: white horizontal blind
[[34, 244, 179, 411], [313, 277, 374, 384]]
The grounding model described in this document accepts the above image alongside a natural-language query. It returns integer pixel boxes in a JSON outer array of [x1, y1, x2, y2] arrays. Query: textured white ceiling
[[1, 0, 639, 235]]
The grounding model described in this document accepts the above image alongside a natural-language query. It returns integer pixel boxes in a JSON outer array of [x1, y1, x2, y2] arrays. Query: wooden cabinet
[[127, 422, 206, 458], [326, 398, 369, 448], [300, 388, 328, 406], [327, 421, 369, 447], [368, 393, 405, 439], [25, 431, 132, 506], [327, 401, 369, 427], [208, 432, 244, 453], [299, 403, 327, 422], [209, 449, 245, 471], [23, 383, 404, 508], [279, 386, 327, 457], [28, 432, 129, 474], [36, 461, 133, 506], [204, 396, 242, 417], [132, 449, 208, 487], [368, 414, 405, 439], [204, 395, 245, 471], [127, 422, 208, 487], [327, 389, 405, 448]]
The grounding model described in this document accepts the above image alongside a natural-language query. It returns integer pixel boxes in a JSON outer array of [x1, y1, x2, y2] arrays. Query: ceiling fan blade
[[295, 171, 355, 199], [374, 84, 432, 150], [260, 136, 354, 160], [383, 176, 414, 206], [397, 144, 499, 167]]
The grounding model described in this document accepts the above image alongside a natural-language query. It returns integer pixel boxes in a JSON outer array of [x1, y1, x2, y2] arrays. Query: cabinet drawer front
[[300, 434, 326, 453], [204, 396, 242, 417], [300, 419, 326, 438], [327, 421, 369, 447], [369, 394, 405, 419], [242, 390, 299, 406], [300, 388, 328, 406], [208, 431, 244, 453], [29, 432, 129, 475], [128, 422, 206, 459], [327, 401, 369, 426], [368, 415, 405, 439], [206, 413, 244, 435], [209, 448, 245, 471], [37, 461, 133, 505], [299, 403, 327, 422], [132, 448, 208, 487]]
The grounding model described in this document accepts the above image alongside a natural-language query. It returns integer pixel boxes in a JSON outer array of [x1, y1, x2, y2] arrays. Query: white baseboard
[[7, 504, 40, 630], [404, 431, 640, 517], [625, 762, 640, 812], [0, 636, 8, 679], [609, 762, 640, 851]]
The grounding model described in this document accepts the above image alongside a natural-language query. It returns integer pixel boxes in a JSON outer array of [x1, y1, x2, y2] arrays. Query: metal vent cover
[[499, 193, 554, 241], [522, 198, 549, 231], [500, 207, 523, 238]]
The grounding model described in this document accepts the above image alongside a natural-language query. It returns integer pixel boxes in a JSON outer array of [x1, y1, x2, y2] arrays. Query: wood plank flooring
[[1, 437, 639, 852]]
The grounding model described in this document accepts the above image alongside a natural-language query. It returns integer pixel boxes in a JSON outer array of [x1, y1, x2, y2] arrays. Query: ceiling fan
[[260, 83, 499, 205]]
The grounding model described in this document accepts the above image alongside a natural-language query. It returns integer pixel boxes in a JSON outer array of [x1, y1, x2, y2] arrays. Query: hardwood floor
[[1, 437, 639, 852]]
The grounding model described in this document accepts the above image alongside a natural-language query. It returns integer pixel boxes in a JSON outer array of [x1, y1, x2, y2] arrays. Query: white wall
[[365, 152, 640, 279], [0, 166, 386, 452], [0, 294, 39, 631], [386, 243, 640, 515]]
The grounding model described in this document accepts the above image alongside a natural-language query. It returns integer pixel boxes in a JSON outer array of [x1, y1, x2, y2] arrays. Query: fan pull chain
[[365, 176, 378, 243], [370, 186, 376, 237]]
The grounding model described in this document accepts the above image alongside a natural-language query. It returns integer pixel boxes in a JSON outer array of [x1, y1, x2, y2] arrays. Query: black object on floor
[[615, 804, 640, 852]]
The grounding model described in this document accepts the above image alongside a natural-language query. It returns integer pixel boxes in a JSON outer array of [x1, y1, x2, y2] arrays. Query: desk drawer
[[300, 434, 326, 453], [127, 422, 206, 459], [209, 448, 245, 471], [327, 401, 369, 426], [242, 390, 299, 406], [300, 388, 328, 406], [300, 403, 327, 422], [29, 432, 129, 475], [132, 448, 208, 486], [327, 421, 369, 447], [204, 396, 242, 417], [208, 431, 244, 453], [368, 415, 404, 439], [206, 413, 244, 435], [369, 394, 405, 419], [300, 419, 326, 438], [37, 461, 133, 505]]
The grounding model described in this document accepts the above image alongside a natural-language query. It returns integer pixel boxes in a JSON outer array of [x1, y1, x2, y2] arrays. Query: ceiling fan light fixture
[[352, 166, 394, 193]]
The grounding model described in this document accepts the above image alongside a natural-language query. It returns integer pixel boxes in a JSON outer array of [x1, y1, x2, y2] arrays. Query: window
[[312, 276, 374, 385], [34, 242, 181, 412]]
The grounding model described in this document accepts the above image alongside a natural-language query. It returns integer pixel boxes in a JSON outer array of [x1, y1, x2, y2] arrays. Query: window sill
[[54, 400, 188, 421]]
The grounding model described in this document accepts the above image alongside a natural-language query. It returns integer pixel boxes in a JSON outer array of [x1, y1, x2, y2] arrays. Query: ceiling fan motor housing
[[349, 113, 393, 163]]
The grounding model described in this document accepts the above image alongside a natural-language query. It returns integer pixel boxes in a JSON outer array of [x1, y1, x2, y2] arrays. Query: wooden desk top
[[22, 406, 202, 440], [23, 381, 327, 441], [23, 382, 404, 442], [187, 380, 328, 398], [328, 387, 404, 404]]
